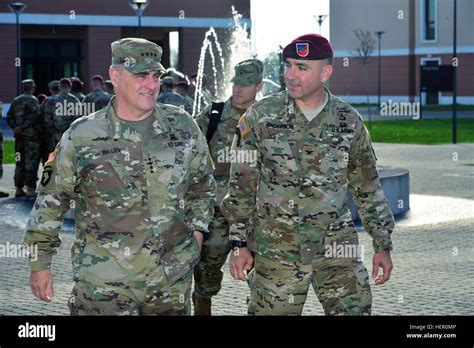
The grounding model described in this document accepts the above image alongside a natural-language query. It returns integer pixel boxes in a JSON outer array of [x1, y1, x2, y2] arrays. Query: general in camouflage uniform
[[83, 74, 112, 112], [222, 34, 395, 316], [24, 38, 216, 316], [192, 59, 263, 315], [7, 79, 41, 197], [43, 78, 82, 151], [157, 76, 193, 114]]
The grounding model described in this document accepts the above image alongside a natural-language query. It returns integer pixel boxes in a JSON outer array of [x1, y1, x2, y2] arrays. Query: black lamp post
[[8, 2, 26, 96], [375, 31, 385, 110], [452, 0, 457, 144], [129, 0, 150, 38], [315, 15, 328, 34]]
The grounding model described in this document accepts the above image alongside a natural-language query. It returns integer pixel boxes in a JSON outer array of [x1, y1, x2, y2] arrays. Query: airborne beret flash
[[282, 34, 333, 61]]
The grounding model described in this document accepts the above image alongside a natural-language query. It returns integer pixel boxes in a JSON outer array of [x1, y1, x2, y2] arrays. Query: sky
[[250, 0, 330, 59]]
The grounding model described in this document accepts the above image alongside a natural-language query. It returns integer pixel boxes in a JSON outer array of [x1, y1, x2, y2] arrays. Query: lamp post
[[314, 15, 328, 34], [375, 31, 385, 110], [452, 0, 457, 144], [129, 0, 150, 38], [8, 2, 26, 96]]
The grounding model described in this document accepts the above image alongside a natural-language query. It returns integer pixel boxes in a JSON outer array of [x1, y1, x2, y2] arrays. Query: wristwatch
[[194, 230, 210, 242], [230, 240, 247, 249]]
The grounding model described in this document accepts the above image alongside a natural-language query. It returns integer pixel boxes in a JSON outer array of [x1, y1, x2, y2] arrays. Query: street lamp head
[[314, 14, 328, 25], [8, 2, 26, 15], [129, 0, 149, 11], [375, 31, 385, 37]]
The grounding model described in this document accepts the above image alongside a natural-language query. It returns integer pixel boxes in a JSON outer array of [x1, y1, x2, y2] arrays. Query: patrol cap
[[282, 34, 333, 61], [48, 80, 59, 91], [71, 78, 83, 88], [59, 78, 72, 87], [111, 37, 166, 74], [21, 79, 36, 88], [230, 59, 264, 86], [161, 76, 175, 87]]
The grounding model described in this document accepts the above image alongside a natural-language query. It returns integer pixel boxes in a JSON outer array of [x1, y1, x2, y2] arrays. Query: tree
[[353, 29, 375, 128]]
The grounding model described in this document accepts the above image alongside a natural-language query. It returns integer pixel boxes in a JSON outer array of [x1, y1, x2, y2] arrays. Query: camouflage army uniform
[[24, 96, 216, 315], [71, 91, 86, 102], [7, 92, 40, 189], [83, 89, 112, 112], [43, 92, 82, 149], [193, 98, 245, 300], [157, 92, 193, 114], [221, 88, 395, 315], [38, 97, 54, 163]]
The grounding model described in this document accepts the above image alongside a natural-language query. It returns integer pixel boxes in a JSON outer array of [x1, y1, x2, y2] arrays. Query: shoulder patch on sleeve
[[238, 114, 251, 138], [40, 165, 53, 187], [45, 149, 58, 165]]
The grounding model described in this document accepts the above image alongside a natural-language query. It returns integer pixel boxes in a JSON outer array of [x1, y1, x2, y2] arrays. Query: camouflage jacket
[[43, 92, 82, 140], [195, 97, 245, 206], [84, 89, 112, 112], [6, 93, 40, 138], [71, 91, 86, 102], [221, 88, 394, 264], [157, 92, 193, 114], [24, 97, 216, 286]]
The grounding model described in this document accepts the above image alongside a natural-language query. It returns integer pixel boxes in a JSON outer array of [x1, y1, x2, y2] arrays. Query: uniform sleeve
[[193, 104, 211, 136], [220, 108, 261, 242], [184, 120, 216, 233], [6, 100, 20, 130], [347, 118, 395, 253], [24, 130, 78, 271]]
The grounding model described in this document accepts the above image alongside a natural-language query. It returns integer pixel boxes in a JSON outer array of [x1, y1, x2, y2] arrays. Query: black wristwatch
[[194, 230, 210, 242], [230, 240, 247, 249]]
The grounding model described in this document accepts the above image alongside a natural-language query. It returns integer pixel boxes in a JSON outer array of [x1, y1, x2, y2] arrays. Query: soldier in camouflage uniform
[[43, 78, 82, 151], [25, 38, 216, 315], [7, 79, 41, 197], [104, 80, 115, 95], [71, 78, 86, 102], [38, 81, 59, 165], [192, 59, 263, 315], [157, 76, 193, 114], [176, 79, 195, 112], [0, 130, 8, 198], [222, 34, 395, 316], [83, 74, 112, 112]]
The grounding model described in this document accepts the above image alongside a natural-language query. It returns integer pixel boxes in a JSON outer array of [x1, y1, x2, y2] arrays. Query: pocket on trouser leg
[[314, 259, 372, 316], [68, 281, 139, 316]]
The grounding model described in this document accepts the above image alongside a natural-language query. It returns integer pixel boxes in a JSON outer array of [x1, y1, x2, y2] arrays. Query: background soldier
[[43, 78, 82, 150], [71, 78, 86, 102], [157, 76, 193, 114], [25, 38, 216, 316], [38, 80, 59, 164], [6, 79, 40, 197], [176, 79, 195, 111], [222, 34, 395, 316], [83, 74, 112, 111], [192, 59, 263, 315], [104, 80, 115, 95]]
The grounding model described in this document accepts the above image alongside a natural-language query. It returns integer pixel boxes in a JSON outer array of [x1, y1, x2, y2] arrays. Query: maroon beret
[[92, 74, 105, 84], [59, 78, 72, 87], [282, 34, 333, 61]]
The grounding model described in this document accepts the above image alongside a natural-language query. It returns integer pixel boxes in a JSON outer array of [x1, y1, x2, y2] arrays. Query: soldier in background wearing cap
[[6, 79, 41, 197], [192, 59, 263, 315], [71, 78, 86, 102], [24, 38, 216, 315], [104, 80, 115, 95], [222, 34, 395, 315], [175, 78, 195, 112], [38, 80, 59, 165], [157, 76, 193, 114], [83, 74, 112, 111], [43, 78, 82, 151]]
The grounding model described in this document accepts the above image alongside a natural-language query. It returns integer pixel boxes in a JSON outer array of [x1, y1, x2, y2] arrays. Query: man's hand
[[193, 230, 204, 252], [30, 270, 54, 302], [372, 250, 393, 286], [229, 246, 253, 281]]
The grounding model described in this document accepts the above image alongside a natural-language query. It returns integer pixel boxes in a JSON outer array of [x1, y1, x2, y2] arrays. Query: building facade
[[329, 0, 473, 105], [0, 0, 250, 110]]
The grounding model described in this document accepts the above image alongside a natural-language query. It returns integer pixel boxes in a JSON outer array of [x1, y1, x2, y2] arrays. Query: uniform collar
[[106, 96, 172, 141]]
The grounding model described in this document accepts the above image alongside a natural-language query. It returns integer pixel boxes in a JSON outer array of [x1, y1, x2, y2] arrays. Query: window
[[422, 0, 437, 42]]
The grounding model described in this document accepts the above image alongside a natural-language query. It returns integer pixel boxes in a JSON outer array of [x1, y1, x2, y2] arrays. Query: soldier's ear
[[321, 64, 333, 83], [256, 82, 263, 93]]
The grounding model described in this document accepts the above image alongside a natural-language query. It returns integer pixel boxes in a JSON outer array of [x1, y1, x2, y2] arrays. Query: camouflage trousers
[[248, 254, 372, 316], [193, 207, 231, 299], [68, 267, 193, 315], [14, 137, 40, 188]]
